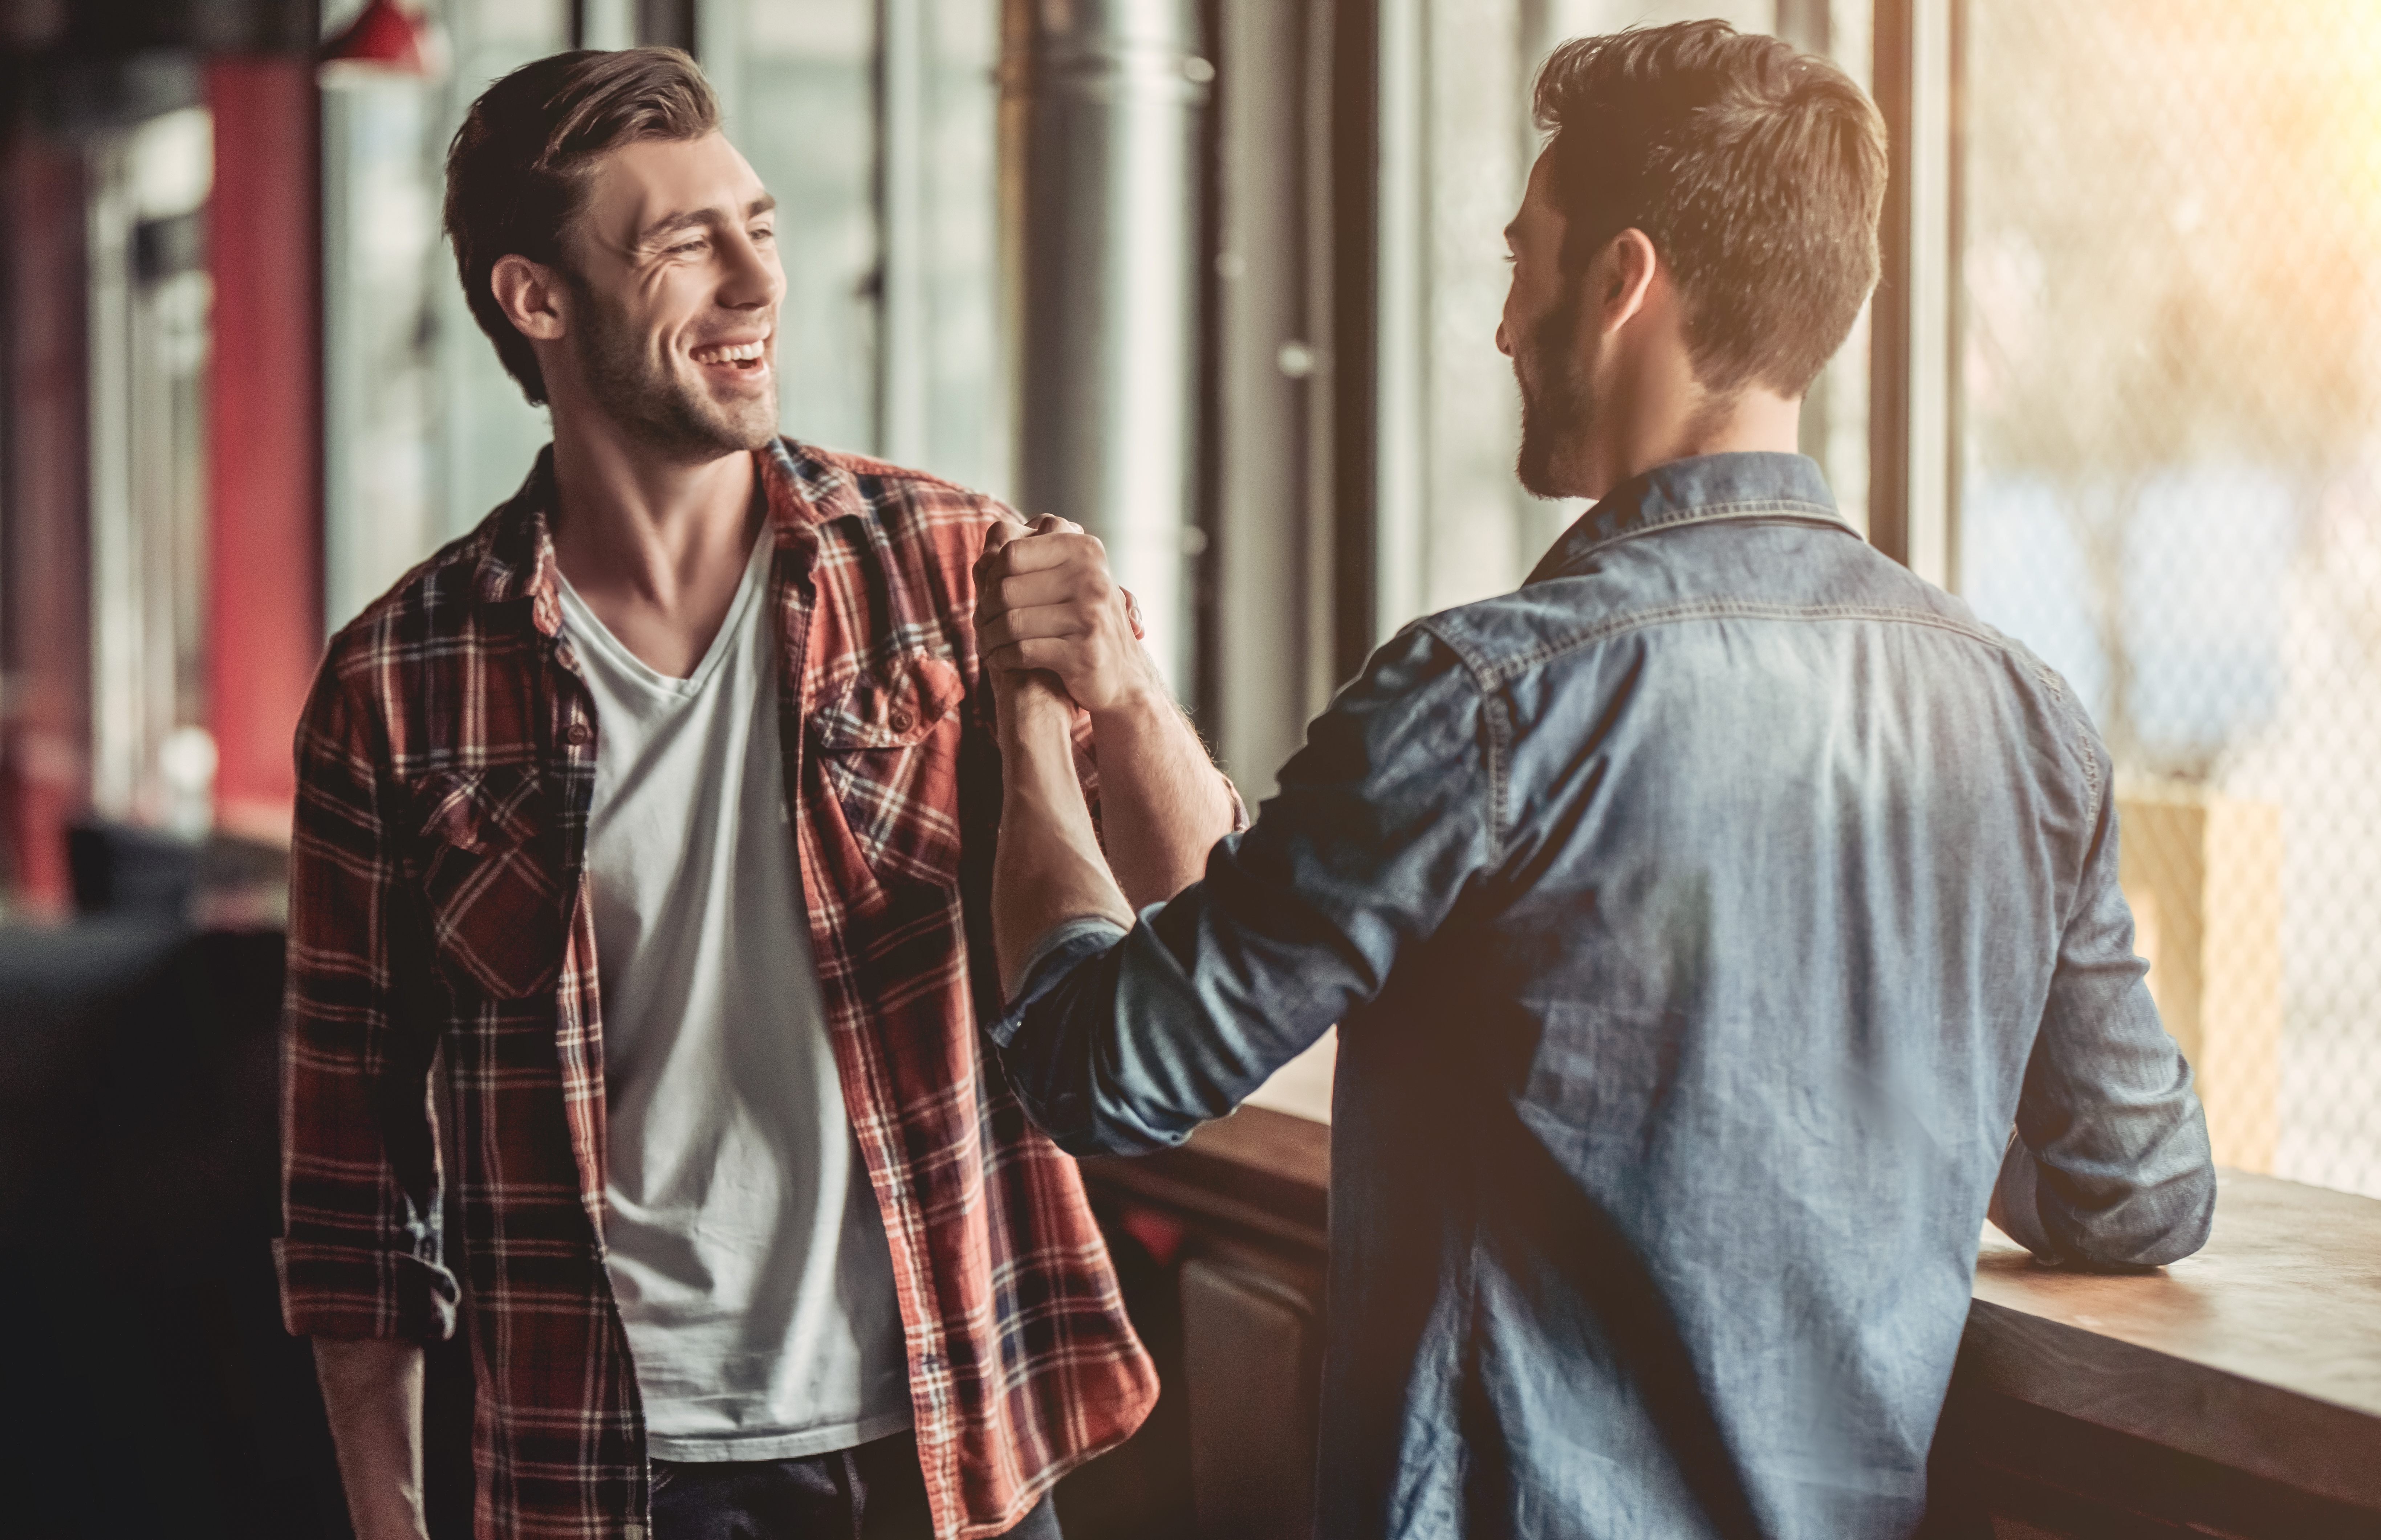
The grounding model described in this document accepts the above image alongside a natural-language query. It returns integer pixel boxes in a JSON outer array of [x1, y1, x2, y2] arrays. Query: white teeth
[[692, 339, 767, 364]]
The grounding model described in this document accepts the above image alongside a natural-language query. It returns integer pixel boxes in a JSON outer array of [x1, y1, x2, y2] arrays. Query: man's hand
[[975, 516, 1158, 720], [984, 589, 1137, 998], [974, 514, 1238, 910]]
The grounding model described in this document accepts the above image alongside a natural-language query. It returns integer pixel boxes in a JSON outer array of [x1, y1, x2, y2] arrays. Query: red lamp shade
[[321, 0, 438, 76]]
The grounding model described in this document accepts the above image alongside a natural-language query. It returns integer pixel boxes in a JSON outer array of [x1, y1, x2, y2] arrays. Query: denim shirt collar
[[1526, 451, 1854, 584]]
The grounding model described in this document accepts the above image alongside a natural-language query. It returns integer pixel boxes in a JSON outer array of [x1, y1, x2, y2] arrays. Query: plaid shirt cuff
[[273, 1237, 461, 1341]]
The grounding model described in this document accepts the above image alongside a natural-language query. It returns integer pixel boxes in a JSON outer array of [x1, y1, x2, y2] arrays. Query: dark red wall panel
[[205, 56, 321, 840]]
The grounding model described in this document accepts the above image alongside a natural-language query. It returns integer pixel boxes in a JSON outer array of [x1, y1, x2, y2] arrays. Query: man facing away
[[978, 23, 2215, 1540], [277, 48, 1235, 1540]]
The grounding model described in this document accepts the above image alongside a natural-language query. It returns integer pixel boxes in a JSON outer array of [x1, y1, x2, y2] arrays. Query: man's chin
[[1515, 431, 1581, 501], [645, 391, 780, 459], [718, 405, 781, 453], [689, 372, 780, 448]]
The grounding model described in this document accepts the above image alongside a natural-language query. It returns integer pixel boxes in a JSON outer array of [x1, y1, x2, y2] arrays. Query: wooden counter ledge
[[1950, 1168, 2381, 1531], [1080, 1122, 2381, 1537]]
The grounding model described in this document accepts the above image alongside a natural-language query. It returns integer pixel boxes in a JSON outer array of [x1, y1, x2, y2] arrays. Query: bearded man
[[977, 21, 2216, 1540], [277, 48, 1235, 1540]]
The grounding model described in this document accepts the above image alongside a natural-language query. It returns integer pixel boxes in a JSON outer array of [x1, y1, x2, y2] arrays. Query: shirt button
[[889, 710, 914, 733], [564, 722, 593, 746]]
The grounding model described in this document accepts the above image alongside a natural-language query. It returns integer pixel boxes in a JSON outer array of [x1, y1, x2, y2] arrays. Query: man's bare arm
[[1084, 681, 1236, 908], [976, 518, 1236, 908], [992, 667, 1137, 999], [312, 1336, 432, 1540]]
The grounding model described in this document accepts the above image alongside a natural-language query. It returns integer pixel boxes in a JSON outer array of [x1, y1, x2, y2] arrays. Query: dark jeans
[[650, 1431, 1064, 1540]]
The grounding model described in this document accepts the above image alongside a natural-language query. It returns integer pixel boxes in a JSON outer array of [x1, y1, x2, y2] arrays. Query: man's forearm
[[969, 516, 1234, 906], [313, 1335, 431, 1540], [996, 677, 1137, 999], [1088, 685, 1237, 909]]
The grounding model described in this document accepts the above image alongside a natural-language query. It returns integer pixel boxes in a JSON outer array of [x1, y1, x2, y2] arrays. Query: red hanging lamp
[[320, 0, 445, 79]]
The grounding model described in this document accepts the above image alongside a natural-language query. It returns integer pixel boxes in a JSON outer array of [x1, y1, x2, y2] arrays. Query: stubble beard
[[567, 274, 780, 461], [1514, 294, 1592, 500]]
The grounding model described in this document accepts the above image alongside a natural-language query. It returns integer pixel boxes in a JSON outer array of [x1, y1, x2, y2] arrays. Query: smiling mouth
[[691, 338, 769, 370]]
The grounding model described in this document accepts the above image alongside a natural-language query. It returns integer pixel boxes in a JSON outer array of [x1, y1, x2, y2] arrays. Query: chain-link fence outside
[[1957, 0, 2381, 1195]]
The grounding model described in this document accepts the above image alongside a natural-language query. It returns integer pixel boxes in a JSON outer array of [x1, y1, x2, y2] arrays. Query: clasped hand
[[974, 515, 1155, 718]]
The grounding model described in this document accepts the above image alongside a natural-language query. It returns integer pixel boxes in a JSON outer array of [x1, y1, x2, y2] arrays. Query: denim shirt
[[993, 453, 2215, 1540]]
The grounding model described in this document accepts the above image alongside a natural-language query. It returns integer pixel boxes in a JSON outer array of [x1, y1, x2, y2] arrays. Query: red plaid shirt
[[277, 440, 1158, 1539]]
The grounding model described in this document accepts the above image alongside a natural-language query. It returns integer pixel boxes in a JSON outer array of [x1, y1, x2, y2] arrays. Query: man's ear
[[490, 254, 569, 343], [1594, 227, 1662, 338]]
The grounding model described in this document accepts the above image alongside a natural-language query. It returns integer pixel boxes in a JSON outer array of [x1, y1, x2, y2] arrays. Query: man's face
[[1498, 152, 1595, 500], [559, 133, 784, 459]]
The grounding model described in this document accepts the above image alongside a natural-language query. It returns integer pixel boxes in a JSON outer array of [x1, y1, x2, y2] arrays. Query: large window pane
[[322, 0, 566, 630], [699, 0, 1008, 484], [711, 0, 881, 457], [430, 0, 572, 543], [1957, 0, 2381, 1194], [914, 0, 1007, 494]]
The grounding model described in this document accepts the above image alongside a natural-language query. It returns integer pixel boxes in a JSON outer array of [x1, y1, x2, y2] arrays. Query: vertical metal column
[[1209, 0, 1345, 799], [1327, 0, 1381, 692], [876, 0, 927, 465], [1000, 0, 1211, 696], [1370, 0, 1423, 653], [634, 0, 697, 53], [1776, 0, 1832, 473], [1868, 0, 1956, 587], [86, 125, 139, 820]]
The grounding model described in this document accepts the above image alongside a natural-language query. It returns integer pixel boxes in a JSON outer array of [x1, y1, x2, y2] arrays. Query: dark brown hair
[[1532, 21, 1887, 399], [443, 48, 720, 405]]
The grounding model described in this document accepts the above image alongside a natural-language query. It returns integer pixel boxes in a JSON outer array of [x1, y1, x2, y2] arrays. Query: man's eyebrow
[[636, 195, 779, 247]]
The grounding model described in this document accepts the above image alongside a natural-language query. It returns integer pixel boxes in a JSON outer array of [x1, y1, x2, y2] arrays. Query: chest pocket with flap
[[809, 653, 969, 888], [413, 763, 567, 1000]]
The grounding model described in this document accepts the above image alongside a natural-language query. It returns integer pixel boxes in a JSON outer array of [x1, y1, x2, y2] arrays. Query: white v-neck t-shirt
[[557, 533, 910, 1462]]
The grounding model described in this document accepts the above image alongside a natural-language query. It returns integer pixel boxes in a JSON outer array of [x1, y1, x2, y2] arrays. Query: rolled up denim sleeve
[[1997, 741, 2217, 1269], [988, 624, 1495, 1156]]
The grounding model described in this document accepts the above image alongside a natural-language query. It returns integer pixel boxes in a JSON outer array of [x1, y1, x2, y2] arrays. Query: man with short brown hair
[[981, 22, 2215, 1539], [279, 47, 1234, 1540]]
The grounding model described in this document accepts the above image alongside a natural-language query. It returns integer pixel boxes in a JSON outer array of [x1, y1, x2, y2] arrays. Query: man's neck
[[1587, 352, 1803, 497], [1671, 386, 1801, 464], [545, 403, 765, 679]]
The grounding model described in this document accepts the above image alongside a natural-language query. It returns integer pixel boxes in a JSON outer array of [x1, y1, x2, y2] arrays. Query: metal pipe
[[876, 0, 928, 466], [1000, 0, 1210, 695]]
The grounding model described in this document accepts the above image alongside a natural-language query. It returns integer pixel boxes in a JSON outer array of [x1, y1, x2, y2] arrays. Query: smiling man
[[277, 48, 1234, 1540]]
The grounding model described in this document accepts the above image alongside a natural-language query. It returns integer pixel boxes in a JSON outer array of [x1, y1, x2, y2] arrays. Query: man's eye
[[671, 239, 707, 256], [750, 226, 776, 244]]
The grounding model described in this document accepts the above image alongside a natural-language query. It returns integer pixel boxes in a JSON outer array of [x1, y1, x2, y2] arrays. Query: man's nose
[[1495, 316, 1513, 358], [722, 229, 782, 311]]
